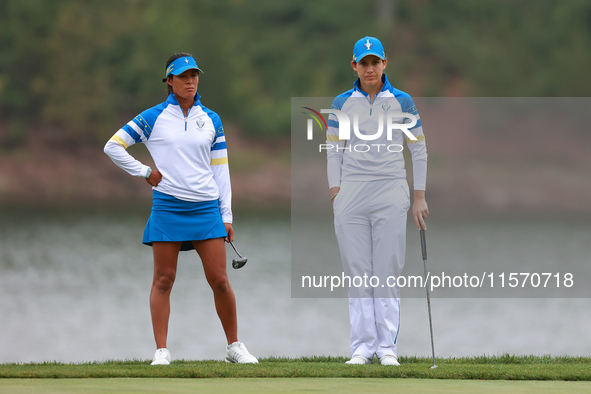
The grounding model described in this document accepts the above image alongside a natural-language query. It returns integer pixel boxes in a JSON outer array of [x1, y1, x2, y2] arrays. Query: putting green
[[1, 378, 590, 393]]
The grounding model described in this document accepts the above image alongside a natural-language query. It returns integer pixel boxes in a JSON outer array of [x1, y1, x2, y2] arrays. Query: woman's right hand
[[330, 187, 340, 205], [146, 169, 162, 187]]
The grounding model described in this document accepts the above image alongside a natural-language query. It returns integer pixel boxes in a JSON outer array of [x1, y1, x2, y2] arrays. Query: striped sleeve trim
[[110, 128, 137, 147], [109, 134, 129, 149], [406, 134, 425, 144], [212, 135, 227, 151], [211, 157, 229, 165], [210, 133, 228, 165], [210, 130, 228, 165], [122, 122, 145, 143], [327, 119, 339, 128], [327, 134, 343, 142], [408, 115, 422, 130], [212, 141, 227, 151], [403, 98, 422, 130]]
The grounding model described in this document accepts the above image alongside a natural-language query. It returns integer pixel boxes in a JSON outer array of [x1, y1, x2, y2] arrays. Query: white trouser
[[333, 178, 410, 358]]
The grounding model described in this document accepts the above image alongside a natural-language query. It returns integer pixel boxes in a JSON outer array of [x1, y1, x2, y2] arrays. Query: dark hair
[[164, 52, 193, 96]]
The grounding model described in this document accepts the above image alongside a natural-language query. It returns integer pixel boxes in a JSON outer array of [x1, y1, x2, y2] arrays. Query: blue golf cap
[[164, 56, 203, 80], [352, 36, 386, 62]]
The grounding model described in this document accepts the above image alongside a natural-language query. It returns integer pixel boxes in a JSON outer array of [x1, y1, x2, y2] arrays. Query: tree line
[[1, 0, 590, 147]]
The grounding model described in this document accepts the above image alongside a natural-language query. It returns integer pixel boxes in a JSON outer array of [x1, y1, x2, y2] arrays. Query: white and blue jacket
[[104, 93, 232, 223], [326, 74, 427, 191]]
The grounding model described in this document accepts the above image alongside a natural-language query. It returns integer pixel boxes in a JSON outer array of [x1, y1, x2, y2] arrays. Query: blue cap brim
[[164, 56, 204, 80], [170, 65, 203, 76], [355, 52, 386, 62]]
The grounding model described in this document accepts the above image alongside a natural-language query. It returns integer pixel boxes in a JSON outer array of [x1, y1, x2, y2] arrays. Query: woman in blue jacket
[[104, 52, 257, 365]]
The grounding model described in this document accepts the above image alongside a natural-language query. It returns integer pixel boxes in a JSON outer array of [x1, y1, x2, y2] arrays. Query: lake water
[[1, 207, 590, 363]]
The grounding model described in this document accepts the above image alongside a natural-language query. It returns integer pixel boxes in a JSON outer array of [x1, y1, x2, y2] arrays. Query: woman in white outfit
[[326, 37, 429, 366]]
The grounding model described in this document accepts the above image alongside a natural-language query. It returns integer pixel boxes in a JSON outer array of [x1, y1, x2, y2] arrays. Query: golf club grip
[[420, 228, 427, 260]]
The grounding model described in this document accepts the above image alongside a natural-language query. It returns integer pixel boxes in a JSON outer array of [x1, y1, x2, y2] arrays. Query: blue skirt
[[143, 190, 227, 251]]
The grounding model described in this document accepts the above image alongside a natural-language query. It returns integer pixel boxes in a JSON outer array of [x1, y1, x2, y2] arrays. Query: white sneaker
[[151, 348, 171, 365], [379, 355, 400, 366], [345, 354, 373, 364], [225, 342, 259, 364]]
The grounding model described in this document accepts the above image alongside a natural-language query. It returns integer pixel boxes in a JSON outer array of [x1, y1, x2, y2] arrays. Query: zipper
[[183, 107, 191, 131]]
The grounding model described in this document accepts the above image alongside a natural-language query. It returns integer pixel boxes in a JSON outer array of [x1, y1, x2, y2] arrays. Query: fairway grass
[[2, 378, 591, 394], [1, 355, 590, 381]]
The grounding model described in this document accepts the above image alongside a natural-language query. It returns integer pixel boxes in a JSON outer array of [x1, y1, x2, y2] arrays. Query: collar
[[353, 74, 391, 97], [167, 91, 202, 106]]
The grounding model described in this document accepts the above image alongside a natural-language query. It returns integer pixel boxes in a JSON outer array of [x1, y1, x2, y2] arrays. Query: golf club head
[[430, 365, 438, 369], [232, 257, 248, 269]]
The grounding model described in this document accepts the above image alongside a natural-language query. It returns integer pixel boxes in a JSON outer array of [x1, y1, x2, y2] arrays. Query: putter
[[420, 222, 437, 369], [228, 240, 248, 269]]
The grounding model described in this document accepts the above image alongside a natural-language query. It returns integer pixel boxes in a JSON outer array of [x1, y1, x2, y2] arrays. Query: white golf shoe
[[345, 355, 373, 364], [151, 348, 171, 365], [378, 355, 400, 366], [225, 342, 259, 364]]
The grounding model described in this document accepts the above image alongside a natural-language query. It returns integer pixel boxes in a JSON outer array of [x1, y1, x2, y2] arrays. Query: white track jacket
[[104, 93, 232, 223], [326, 75, 427, 191]]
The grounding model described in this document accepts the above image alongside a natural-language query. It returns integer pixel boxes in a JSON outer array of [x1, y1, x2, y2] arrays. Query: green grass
[[2, 378, 591, 394], [1, 355, 590, 381]]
